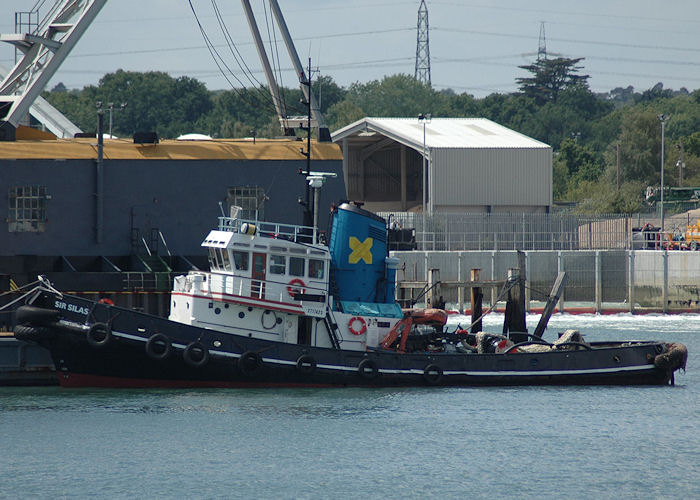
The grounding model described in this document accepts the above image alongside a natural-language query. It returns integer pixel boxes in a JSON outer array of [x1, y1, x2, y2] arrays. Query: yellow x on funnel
[[349, 236, 373, 264]]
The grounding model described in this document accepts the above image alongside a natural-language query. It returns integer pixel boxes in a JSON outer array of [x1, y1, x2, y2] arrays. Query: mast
[[240, 0, 293, 136], [267, 0, 331, 142]]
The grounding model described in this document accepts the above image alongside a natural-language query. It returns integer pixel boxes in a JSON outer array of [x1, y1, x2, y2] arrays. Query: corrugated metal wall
[[432, 147, 552, 207]]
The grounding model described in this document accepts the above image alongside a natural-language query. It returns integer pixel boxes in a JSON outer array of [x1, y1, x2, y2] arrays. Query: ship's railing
[[218, 217, 318, 244]]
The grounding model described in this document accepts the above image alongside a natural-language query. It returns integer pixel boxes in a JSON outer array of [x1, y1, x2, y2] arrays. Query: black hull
[[16, 293, 681, 388]]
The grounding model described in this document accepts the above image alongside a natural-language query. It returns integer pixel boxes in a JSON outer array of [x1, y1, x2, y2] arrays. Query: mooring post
[[663, 249, 669, 314], [628, 250, 635, 314], [595, 251, 602, 313], [557, 250, 565, 313], [524, 251, 531, 313], [490, 251, 497, 308], [427, 268, 440, 308], [470, 268, 482, 333], [517, 250, 527, 315], [457, 253, 464, 313], [505, 266, 528, 342]]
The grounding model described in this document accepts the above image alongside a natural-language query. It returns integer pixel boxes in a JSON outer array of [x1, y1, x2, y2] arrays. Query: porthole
[[225, 303, 229, 309], [215, 307, 221, 315], [239, 312, 245, 319]]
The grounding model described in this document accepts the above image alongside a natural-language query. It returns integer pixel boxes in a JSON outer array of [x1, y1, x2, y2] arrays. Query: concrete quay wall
[[392, 250, 700, 313]]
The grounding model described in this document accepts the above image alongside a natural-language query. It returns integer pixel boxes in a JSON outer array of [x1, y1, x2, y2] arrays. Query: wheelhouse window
[[289, 257, 305, 277], [232, 251, 249, 271], [308, 259, 324, 279], [208, 248, 218, 270], [8, 186, 48, 232], [220, 249, 232, 271], [270, 255, 286, 275], [227, 186, 266, 220]]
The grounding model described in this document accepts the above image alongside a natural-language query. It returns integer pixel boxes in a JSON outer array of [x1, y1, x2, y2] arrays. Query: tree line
[[43, 58, 700, 214]]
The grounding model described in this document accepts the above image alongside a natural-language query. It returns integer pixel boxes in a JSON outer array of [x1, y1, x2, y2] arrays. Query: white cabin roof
[[201, 230, 235, 248]]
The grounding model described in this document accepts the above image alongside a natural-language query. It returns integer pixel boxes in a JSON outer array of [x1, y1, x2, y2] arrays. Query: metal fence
[[393, 249, 700, 314], [379, 211, 698, 251]]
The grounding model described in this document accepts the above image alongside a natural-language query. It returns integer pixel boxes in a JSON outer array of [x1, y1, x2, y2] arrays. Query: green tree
[[516, 57, 589, 104], [44, 70, 214, 138], [617, 108, 660, 185], [346, 74, 450, 117], [325, 100, 365, 131]]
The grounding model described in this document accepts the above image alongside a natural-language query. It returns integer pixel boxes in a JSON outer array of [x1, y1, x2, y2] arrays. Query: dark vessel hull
[[15, 292, 683, 388]]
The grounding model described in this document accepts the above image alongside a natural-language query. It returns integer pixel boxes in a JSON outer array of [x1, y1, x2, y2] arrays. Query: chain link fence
[[380, 211, 695, 251]]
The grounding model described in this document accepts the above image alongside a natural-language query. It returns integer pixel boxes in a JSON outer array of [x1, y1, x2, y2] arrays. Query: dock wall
[[392, 250, 700, 313]]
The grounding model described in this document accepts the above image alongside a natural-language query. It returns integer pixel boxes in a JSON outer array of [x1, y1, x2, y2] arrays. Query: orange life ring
[[348, 316, 367, 336], [287, 278, 306, 298], [98, 298, 114, 306]]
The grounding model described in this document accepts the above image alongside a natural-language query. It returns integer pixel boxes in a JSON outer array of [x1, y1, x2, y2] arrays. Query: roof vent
[[133, 131, 158, 144]]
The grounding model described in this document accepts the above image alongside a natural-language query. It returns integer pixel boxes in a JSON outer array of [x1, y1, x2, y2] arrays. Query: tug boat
[[13, 202, 687, 387]]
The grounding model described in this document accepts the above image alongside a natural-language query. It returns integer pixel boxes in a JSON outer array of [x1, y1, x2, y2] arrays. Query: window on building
[[8, 186, 48, 232], [289, 257, 305, 277], [226, 186, 266, 220], [269, 255, 286, 275]]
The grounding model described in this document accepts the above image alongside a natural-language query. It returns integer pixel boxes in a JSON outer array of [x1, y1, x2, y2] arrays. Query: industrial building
[[0, 135, 344, 319], [332, 117, 552, 214]]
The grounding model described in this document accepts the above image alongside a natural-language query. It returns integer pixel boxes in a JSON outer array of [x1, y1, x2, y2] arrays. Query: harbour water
[[1, 313, 698, 499]]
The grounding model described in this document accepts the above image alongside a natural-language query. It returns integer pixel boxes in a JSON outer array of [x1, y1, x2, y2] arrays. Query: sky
[[1, 0, 699, 98]]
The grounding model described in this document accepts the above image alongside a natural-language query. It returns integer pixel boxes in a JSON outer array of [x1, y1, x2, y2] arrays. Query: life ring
[[357, 358, 379, 380], [296, 354, 316, 374], [423, 363, 443, 385], [145, 333, 172, 360], [238, 350, 263, 377], [98, 298, 114, 306], [183, 341, 209, 368], [287, 278, 306, 298], [348, 316, 367, 336], [86, 322, 112, 348]]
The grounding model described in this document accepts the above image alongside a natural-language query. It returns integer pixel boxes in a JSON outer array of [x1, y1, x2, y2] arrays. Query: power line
[[187, 0, 278, 116], [433, 26, 700, 54], [430, 1, 700, 25]]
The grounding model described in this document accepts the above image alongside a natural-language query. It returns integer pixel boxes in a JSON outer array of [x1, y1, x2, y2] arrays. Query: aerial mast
[[414, 0, 431, 86]]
